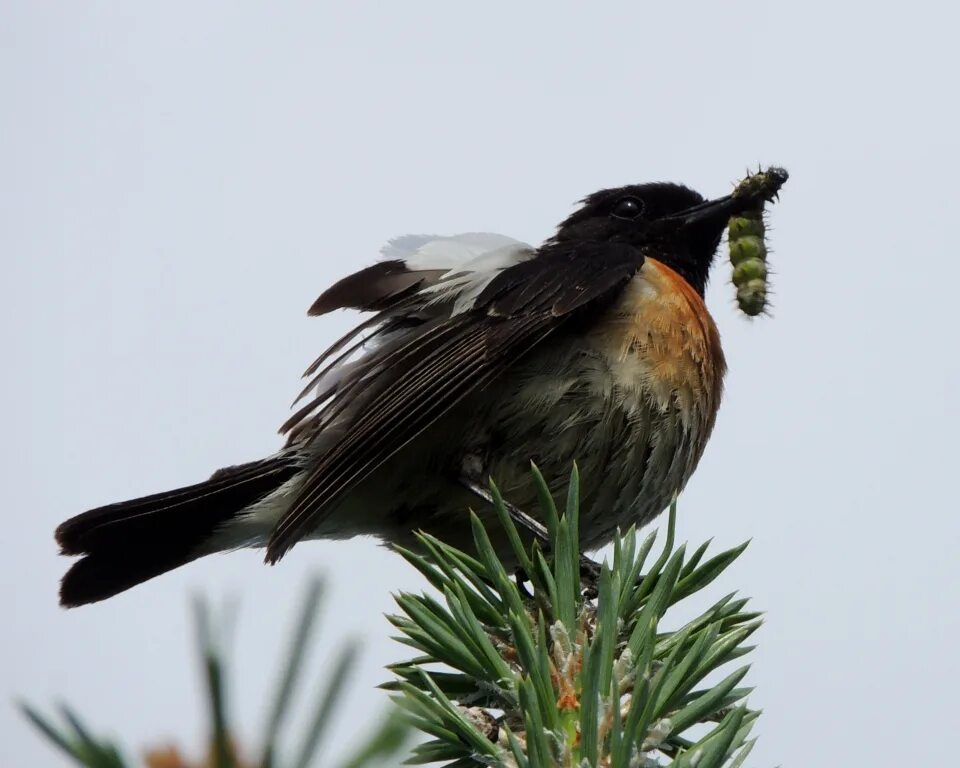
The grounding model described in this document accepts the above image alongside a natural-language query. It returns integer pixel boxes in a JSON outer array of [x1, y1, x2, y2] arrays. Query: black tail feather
[[57, 456, 299, 607]]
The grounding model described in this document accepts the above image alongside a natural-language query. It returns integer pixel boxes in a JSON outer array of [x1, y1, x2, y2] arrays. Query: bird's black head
[[551, 180, 772, 296]]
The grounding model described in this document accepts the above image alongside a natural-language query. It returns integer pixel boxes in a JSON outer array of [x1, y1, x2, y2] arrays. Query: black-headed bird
[[56, 172, 786, 607]]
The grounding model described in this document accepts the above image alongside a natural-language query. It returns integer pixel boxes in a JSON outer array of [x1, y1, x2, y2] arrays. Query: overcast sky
[[3, 3, 958, 766]]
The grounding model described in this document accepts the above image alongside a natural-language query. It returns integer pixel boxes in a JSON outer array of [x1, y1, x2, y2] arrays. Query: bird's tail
[[56, 455, 301, 607]]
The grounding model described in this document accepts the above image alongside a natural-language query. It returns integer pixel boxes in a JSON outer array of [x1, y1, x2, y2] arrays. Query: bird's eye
[[611, 197, 645, 220]]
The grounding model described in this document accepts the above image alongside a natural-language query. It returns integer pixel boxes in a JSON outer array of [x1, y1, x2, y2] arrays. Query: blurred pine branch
[[23, 465, 764, 767], [19, 577, 409, 768]]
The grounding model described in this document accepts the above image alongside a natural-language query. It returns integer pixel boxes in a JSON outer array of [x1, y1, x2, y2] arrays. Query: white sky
[[3, 3, 958, 766]]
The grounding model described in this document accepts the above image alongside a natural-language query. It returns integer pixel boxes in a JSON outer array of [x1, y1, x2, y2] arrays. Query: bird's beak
[[665, 193, 746, 230], [655, 194, 747, 251], [661, 167, 788, 242]]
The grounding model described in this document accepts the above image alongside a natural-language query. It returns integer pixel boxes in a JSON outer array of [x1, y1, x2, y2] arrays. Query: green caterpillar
[[728, 209, 769, 316], [727, 167, 788, 317]]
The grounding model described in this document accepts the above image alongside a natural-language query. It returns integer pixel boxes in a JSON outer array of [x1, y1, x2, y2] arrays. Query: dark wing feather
[[308, 260, 445, 316], [294, 261, 456, 410], [266, 241, 644, 562], [480, 241, 641, 316]]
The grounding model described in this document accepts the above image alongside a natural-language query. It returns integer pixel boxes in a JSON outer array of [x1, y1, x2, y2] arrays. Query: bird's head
[[551, 170, 787, 295]]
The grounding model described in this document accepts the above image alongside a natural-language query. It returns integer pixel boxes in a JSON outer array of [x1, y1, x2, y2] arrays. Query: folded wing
[[267, 235, 643, 562]]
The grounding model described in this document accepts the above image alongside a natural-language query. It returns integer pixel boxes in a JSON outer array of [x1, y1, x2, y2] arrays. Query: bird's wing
[[307, 233, 534, 316], [266, 236, 643, 562], [287, 234, 536, 410]]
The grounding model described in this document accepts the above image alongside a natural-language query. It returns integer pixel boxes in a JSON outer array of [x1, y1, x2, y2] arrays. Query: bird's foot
[[459, 477, 549, 541], [579, 556, 601, 600], [460, 476, 602, 598]]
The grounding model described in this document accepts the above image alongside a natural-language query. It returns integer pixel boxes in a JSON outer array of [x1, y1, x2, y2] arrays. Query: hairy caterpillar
[[728, 166, 788, 317]]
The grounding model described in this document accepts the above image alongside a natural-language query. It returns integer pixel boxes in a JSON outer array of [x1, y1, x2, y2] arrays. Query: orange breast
[[591, 258, 726, 438]]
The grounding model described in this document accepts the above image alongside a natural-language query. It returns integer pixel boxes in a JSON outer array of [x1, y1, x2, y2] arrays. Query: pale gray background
[[3, 2, 958, 766]]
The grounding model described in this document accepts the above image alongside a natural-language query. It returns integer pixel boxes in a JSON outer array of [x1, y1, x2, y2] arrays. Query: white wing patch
[[382, 232, 524, 267], [382, 232, 534, 315], [293, 232, 534, 429]]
